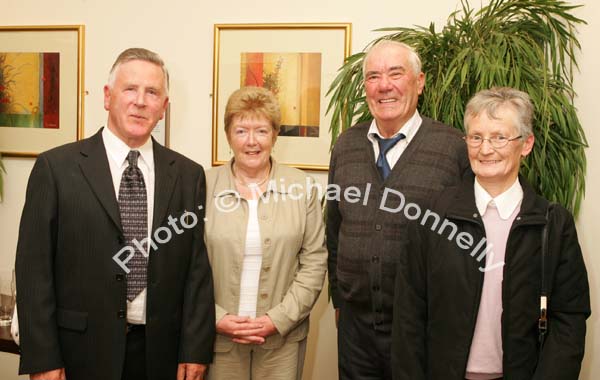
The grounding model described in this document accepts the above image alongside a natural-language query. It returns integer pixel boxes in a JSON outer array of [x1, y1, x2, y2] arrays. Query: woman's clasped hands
[[216, 314, 278, 344]]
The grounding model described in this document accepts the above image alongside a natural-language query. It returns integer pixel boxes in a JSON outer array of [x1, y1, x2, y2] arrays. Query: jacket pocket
[[214, 334, 234, 352], [56, 308, 88, 332], [261, 319, 309, 350]]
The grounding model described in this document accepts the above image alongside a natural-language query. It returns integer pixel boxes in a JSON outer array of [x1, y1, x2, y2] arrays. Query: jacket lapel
[[79, 129, 123, 233], [152, 140, 178, 233]]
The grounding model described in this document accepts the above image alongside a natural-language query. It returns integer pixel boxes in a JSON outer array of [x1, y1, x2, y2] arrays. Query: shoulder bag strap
[[538, 203, 554, 350]]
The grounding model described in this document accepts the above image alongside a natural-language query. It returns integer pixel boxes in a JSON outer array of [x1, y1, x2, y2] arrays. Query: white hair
[[362, 40, 422, 77]]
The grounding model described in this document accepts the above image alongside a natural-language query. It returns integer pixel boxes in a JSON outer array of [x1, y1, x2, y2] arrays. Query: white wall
[[0, 0, 598, 379], [571, 2, 600, 379]]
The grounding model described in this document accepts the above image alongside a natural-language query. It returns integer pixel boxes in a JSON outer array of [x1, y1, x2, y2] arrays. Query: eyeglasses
[[463, 134, 523, 149]]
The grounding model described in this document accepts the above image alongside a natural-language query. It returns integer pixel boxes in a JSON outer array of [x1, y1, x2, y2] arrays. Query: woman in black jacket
[[392, 87, 590, 380]]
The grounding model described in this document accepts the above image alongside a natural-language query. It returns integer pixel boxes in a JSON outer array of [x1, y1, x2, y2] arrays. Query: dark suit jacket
[[15, 129, 215, 380]]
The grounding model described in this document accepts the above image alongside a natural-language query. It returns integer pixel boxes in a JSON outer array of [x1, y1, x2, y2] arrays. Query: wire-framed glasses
[[463, 134, 523, 149]]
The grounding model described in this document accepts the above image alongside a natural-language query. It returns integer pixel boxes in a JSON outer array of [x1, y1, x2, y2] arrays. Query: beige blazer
[[204, 159, 327, 351]]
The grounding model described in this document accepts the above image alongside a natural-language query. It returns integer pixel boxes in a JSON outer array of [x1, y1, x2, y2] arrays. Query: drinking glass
[[0, 269, 16, 326]]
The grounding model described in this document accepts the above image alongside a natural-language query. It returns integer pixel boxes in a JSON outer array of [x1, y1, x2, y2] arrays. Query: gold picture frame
[[151, 103, 170, 148], [0, 25, 85, 157], [212, 23, 352, 171]]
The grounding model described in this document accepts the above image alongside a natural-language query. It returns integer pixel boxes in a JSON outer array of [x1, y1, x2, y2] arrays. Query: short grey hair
[[107, 48, 169, 94], [464, 87, 534, 138], [362, 39, 422, 77]]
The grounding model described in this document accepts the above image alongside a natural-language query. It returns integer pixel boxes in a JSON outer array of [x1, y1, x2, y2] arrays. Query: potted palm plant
[[327, 0, 587, 215]]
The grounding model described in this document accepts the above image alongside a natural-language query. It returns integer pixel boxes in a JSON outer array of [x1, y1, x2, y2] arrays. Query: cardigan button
[[260, 294, 268, 299]]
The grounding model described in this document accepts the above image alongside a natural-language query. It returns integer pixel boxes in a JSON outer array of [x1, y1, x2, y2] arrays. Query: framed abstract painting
[[0, 25, 84, 156], [212, 23, 351, 170]]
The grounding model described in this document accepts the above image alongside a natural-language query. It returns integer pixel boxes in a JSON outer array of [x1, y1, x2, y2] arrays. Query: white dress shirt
[[102, 127, 155, 324], [474, 178, 523, 220], [367, 110, 423, 169]]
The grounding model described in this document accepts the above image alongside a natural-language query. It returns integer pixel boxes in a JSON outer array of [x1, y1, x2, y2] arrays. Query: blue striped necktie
[[375, 133, 406, 180]]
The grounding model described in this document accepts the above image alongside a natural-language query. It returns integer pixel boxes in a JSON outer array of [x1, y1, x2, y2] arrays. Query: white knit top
[[238, 199, 263, 318]]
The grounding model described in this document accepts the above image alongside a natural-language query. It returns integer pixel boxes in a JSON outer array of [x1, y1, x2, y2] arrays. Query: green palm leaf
[[326, 0, 587, 215]]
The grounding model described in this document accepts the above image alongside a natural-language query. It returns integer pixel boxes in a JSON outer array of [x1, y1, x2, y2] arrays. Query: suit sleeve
[[392, 220, 428, 380], [267, 177, 328, 336], [178, 168, 216, 364], [15, 154, 64, 374], [533, 206, 590, 379], [326, 146, 343, 308]]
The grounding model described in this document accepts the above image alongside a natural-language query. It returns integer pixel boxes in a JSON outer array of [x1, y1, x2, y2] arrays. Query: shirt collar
[[474, 177, 523, 220], [367, 110, 422, 142], [102, 126, 154, 171]]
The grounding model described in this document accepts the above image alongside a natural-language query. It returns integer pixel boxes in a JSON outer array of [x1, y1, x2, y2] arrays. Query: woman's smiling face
[[466, 106, 534, 194]]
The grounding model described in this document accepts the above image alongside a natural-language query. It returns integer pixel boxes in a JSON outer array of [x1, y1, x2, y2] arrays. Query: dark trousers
[[338, 302, 392, 380], [121, 325, 147, 380]]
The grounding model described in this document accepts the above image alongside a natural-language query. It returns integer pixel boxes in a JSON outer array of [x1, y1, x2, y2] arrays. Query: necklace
[[232, 164, 270, 188], [234, 175, 269, 188]]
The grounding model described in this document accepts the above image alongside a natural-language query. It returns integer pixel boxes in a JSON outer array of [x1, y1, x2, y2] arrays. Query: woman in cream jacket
[[204, 86, 327, 380]]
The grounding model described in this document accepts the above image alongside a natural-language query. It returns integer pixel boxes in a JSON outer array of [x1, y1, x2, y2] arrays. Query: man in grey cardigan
[[326, 40, 470, 380]]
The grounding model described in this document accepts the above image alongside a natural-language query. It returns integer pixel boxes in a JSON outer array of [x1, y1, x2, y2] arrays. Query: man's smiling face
[[363, 44, 425, 134]]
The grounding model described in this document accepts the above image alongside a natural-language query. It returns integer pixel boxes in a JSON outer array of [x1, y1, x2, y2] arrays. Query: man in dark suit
[[326, 40, 470, 379], [15, 48, 215, 380]]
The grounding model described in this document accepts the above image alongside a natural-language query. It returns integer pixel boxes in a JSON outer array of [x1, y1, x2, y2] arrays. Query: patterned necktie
[[375, 133, 406, 180], [118, 150, 148, 301]]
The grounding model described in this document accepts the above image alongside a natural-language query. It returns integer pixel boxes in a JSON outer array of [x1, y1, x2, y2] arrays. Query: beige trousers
[[206, 338, 307, 380]]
